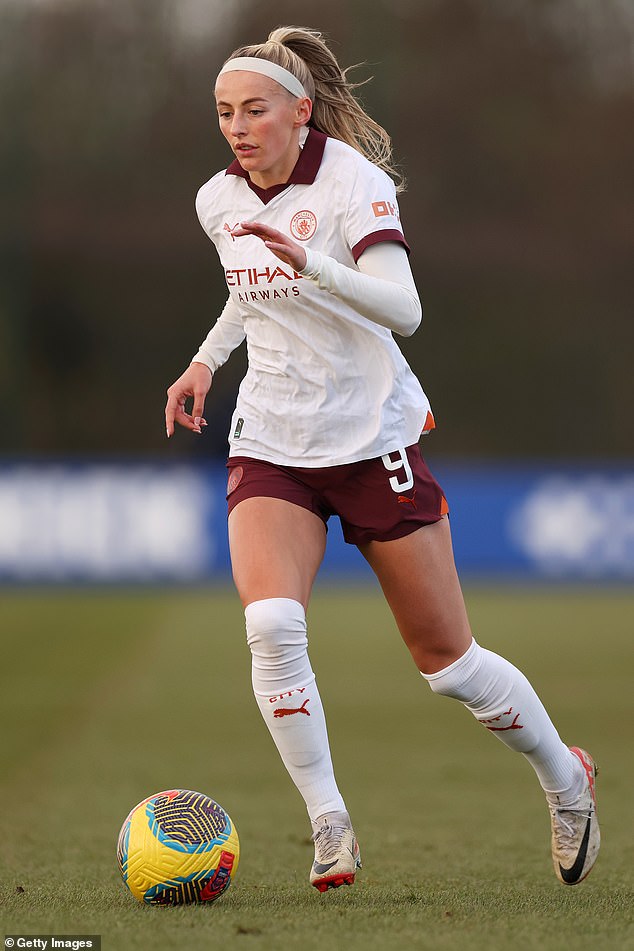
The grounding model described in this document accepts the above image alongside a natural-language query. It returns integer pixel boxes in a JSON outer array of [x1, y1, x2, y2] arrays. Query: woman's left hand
[[232, 221, 307, 272]]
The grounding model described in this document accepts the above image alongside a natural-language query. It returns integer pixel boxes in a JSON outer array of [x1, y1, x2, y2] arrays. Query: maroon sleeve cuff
[[351, 229, 410, 262]]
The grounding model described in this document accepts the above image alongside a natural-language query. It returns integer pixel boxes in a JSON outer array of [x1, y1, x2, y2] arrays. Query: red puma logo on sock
[[479, 706, 524, 731], [273, 699, 311, 718]]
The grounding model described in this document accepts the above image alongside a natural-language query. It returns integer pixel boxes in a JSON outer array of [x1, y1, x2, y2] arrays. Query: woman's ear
[[294, 96, 313, 128]]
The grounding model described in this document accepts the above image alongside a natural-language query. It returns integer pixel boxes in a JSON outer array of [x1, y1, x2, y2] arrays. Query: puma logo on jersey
[[223, 222, 240, 241]]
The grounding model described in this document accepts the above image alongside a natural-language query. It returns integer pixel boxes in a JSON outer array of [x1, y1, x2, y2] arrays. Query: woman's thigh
[[228, 496, 327, 610], [359, 516, 473, 673]]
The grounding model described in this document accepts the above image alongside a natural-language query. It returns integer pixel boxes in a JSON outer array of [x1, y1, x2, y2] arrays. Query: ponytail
[[225, 26, 405, 192]]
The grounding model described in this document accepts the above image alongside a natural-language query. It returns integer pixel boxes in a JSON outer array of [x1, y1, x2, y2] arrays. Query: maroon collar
[[225, 128, 327, 204]]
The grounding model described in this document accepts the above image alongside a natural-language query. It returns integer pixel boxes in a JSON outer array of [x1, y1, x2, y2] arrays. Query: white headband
[[217, 56, 308, 100]]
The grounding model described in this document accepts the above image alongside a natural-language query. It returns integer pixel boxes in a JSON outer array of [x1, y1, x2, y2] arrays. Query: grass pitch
[[1, 585, 633, 950]]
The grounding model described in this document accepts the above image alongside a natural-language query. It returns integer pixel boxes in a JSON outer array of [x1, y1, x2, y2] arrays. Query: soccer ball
[[116, 789, 240, 905]]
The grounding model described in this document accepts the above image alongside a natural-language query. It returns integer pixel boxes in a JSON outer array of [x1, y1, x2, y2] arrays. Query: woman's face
[[215, 71, 311, 190]]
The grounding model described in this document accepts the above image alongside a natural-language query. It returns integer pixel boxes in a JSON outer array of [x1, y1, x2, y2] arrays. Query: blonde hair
[[225, 26, 405, 192]]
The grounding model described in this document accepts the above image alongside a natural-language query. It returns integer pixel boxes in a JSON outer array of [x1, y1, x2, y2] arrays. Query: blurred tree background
[[0, 0, 632, 461]]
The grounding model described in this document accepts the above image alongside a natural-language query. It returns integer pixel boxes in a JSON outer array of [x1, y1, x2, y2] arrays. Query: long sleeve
[[192, 297, 246, 373], [299, 242, 422, 337]]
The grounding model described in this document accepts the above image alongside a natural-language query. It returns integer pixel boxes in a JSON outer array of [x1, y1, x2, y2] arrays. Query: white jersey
[[195, 129, 432, 467]]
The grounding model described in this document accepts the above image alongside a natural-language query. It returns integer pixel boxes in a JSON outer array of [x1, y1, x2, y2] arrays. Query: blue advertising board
[[0, 460, 632, 582]]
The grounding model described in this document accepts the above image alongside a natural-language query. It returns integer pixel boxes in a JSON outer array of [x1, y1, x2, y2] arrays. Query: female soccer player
[[165, 26, 599, 892]]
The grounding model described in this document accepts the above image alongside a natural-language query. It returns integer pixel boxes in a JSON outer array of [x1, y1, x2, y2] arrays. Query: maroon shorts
[[226, 444, 448, 546]]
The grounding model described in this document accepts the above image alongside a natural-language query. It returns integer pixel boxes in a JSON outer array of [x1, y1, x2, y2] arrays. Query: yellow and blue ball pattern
[[117, 789, 240, 905]]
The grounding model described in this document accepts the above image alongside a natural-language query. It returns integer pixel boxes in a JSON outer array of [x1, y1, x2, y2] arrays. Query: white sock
[[421, 639, 583, 797], [245, 597, 347, 822]]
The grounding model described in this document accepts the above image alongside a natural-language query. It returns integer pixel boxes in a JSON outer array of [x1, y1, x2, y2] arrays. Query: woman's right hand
[[165, 362, 213, 437]]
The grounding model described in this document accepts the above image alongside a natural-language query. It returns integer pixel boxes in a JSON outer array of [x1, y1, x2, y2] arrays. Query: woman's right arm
[[191, 296, 246, 374], [165, 297, 245, 437]]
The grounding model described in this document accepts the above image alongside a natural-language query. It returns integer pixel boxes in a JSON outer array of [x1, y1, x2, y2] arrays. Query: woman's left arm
[[303, 242, 421, 337], [232, 221, 421, 337]]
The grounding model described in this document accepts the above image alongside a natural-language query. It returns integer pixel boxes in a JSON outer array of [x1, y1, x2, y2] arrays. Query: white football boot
[[547, 747, 600, 885], [310, 812, 362, 892]]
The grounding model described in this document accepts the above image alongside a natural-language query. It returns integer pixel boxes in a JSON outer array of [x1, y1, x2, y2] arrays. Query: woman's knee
[[245, 597, 307, 658]]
